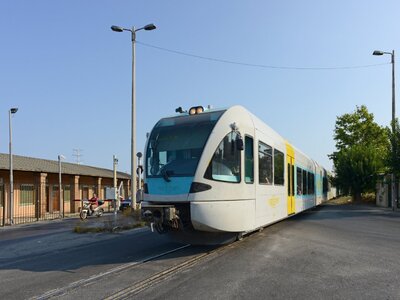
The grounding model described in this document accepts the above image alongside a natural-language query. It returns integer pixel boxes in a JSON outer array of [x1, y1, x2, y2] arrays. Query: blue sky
[[0, 0, 399, 173]]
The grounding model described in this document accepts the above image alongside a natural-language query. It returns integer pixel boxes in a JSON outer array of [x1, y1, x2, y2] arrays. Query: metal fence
[[0, 183, 114, 227]]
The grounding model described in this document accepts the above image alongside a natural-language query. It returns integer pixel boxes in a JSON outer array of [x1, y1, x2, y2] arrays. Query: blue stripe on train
[[146, 177, 194, 195]]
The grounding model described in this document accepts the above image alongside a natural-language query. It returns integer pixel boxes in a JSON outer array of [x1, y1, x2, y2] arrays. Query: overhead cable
[[137, 41, 390, 71]]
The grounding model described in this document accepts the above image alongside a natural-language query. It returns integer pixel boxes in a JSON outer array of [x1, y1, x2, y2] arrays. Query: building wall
[[0, 169, 129, 225]]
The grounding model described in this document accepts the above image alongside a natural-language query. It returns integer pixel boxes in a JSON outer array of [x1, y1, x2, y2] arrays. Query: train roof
[[225, 105, 329, 172], [154, 104, 330, 173]]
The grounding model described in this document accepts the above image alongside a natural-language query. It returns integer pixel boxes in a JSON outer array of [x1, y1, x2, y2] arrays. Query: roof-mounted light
[[189, 106, 204, 115]]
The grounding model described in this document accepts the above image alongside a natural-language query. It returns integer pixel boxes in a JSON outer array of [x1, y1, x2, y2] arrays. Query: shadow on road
[[0, 202, 398, 274], [0, 220, 217, 274]]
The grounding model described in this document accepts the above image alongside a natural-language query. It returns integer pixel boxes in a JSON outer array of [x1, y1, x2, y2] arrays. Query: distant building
[[0, 153, 130, 226]]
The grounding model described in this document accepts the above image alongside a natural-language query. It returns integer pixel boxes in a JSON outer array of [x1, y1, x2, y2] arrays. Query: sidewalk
[[0, 212, 143, 242], [0, 212, 146, 262]]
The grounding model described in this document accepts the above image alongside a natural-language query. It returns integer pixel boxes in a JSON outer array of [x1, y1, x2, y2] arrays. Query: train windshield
[[146, 110, 225, 178]]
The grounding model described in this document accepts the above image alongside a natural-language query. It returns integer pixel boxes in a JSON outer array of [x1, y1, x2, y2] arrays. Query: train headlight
[[189, 106, 204, 115]]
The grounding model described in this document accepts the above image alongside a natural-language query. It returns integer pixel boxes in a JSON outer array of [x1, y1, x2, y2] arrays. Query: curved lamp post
[[111, 23, 156, 210], [373, 50, 396, 210], [9, 107, 18, 225]]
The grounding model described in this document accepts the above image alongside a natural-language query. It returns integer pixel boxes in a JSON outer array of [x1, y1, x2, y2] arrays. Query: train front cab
[[142, 106, 258, 237]]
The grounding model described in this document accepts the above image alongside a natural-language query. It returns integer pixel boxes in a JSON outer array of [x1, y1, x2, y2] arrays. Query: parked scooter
[[79, 200, 105, 220]]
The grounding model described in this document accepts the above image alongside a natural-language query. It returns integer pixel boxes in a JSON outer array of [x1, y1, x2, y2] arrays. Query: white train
[[142, 105, 334, 244]]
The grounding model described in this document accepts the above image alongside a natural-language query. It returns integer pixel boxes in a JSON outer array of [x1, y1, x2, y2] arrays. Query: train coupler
[[142, 203, 180, 233]]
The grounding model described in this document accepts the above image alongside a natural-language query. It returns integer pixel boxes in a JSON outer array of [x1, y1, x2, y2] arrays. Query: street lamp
[[373, 49, 396, 210], [111, 23, 156, 210], [113, 155, 118, 215], [9, 107, 18, 225], [58, 154, 66, 218]]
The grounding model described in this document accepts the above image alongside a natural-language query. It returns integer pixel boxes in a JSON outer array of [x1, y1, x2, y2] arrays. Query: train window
[[245, 136, 254, 184], [146, 110, 224, 178], [296, 167, 303, 195], [274, 150, 284, 185], [258, 141, 273, 184], [307, 172, 315, 195], [302, 170, 308, 195], [204, 132, 241, 183], [323, 177, 328, 193], [311, 173, 315, 194]]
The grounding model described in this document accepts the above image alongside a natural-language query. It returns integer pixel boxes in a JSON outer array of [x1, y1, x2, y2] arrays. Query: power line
[[137, 41, 390, 71]]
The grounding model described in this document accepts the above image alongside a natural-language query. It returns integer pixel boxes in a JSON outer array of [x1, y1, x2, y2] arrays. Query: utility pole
[[373, 50, 397, 210], [111, 23, 156, 210], [9, 107, 18, 225], [113, 155, 118, 215], [72, 149, 83, 165]]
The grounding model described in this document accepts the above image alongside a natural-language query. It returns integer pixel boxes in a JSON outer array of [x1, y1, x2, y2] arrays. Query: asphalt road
[[0, 217, 187, 299], [139, 203, 400, 299], [0, 203, 399, 299]]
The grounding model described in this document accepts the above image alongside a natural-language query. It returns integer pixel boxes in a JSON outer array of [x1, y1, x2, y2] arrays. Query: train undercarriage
[[141, 202, 238, 245]]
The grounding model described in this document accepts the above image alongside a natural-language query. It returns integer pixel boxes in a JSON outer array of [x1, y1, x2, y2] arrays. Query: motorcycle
[[79, 200, 105, 220]]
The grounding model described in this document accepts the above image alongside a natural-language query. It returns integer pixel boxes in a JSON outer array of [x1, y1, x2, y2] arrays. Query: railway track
[[31, 239, 240, 300], [31, 244, 191, 300], [105, 240, 240, 300]]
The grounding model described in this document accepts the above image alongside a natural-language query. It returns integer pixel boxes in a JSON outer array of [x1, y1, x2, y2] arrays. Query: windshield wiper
[[161, 169, 173, 182]]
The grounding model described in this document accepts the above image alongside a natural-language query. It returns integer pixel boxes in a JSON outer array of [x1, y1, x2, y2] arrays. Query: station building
[[0, 153, 130, 226]]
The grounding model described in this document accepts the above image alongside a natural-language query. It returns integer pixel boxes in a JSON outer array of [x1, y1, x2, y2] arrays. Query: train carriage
[[142, 105, 333, 244]]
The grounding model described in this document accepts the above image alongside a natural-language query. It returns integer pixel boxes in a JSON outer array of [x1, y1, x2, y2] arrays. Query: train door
[[286, 143, 295, 215]]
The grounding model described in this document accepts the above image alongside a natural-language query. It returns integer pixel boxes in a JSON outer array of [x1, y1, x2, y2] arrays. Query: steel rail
[[105, 241, 240, 299], [31, 244, 191, 300]]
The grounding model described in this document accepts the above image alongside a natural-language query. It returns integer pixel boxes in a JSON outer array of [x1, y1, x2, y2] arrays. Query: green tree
[[387, 119, 400, 178], [332, 105, 389, 153], [332, 145, 385, 201], [330, 105, 389, 201]]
